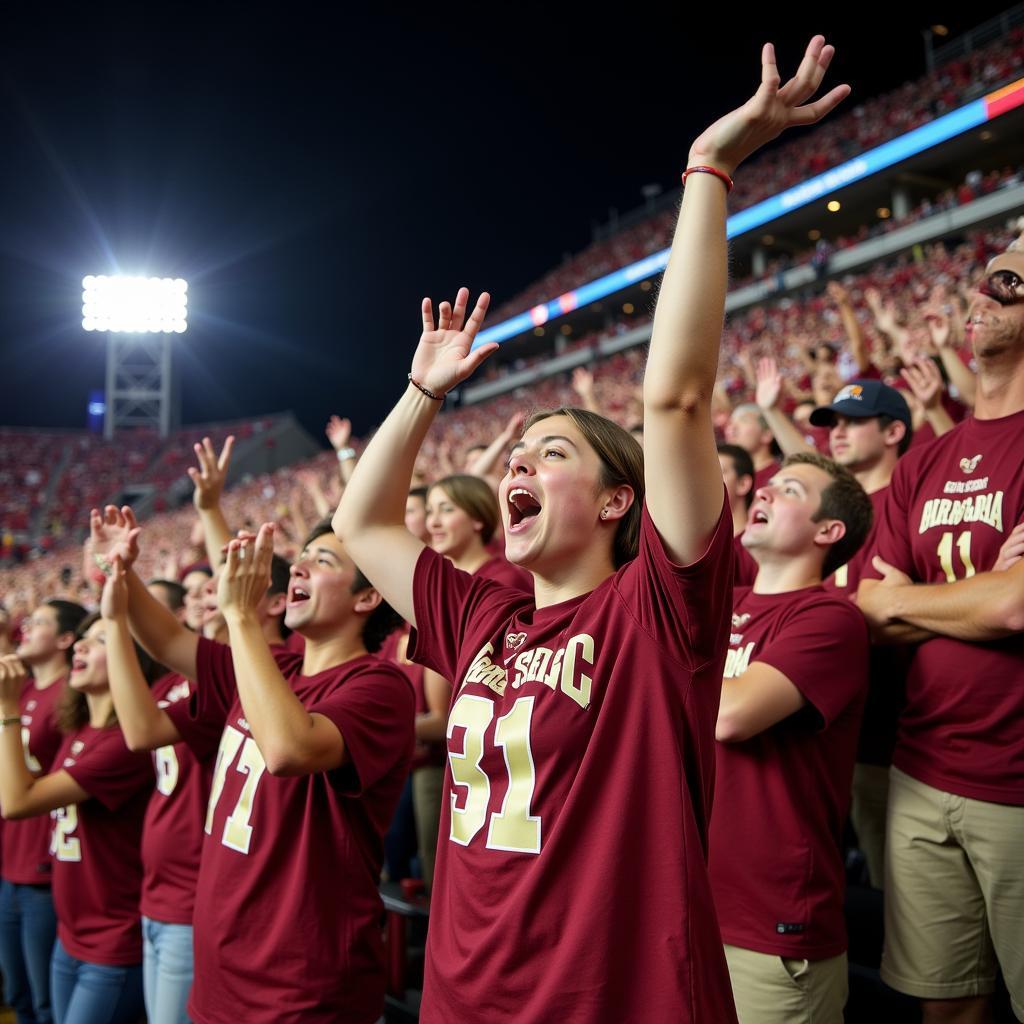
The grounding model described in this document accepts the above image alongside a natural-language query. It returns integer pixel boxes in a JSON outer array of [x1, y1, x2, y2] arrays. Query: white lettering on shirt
[[461, 634, 596, 709], [724, 642, 755, 679], [943, 477, 989, 494], [918, 491, 1004, 534]]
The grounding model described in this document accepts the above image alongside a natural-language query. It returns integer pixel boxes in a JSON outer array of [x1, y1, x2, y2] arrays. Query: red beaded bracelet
[[408, 373, 443, 402], [681, 165, 734, 193]]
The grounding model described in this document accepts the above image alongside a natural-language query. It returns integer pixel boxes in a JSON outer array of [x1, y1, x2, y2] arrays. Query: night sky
[[0, 3, 1013, 440]]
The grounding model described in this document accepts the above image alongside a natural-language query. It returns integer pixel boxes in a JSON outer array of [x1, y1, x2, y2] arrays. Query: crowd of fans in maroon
[[1, 32, 1023, 1024]]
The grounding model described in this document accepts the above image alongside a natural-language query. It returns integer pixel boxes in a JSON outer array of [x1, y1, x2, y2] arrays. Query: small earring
[[600, 509, 608, 520]]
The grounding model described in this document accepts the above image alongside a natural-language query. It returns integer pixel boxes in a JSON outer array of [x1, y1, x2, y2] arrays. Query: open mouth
[[287, 585, 310, 607], [507, 488, 542, 531], [750, 508, 769, 525], [71, 658, 87, 673]]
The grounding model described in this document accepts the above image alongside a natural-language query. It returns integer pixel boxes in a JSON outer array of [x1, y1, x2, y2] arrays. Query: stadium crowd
[[0, 31, 1023, 1024], [489, 26, 1024, 325]]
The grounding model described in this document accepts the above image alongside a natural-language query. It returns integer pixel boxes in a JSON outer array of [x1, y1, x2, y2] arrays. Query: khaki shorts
[[723, 944, 847, 1024], [881, 767, 1024, 1018]]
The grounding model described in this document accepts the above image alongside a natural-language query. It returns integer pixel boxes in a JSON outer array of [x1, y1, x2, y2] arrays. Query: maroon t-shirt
[[140, 673, 213, 924], [409, 500, 738, 1024], [51, 725, 154, 965], [475, 552, 533, 592], [381, 625, 443, 772], [166, 638, 415, 1024], [753, 460, 781, 492], [711, 586, 868, 958], [3, 677, 66, 884], [824, 487, 908, 767], [869, 410, 1024, 803], [733, 532, 757, 587]]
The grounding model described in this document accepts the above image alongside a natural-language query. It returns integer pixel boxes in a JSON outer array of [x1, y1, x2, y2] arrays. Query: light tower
[[81, 275, 188, 439]]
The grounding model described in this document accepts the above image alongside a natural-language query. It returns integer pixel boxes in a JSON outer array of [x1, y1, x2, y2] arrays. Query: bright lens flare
[[81, 275, 188, 333]]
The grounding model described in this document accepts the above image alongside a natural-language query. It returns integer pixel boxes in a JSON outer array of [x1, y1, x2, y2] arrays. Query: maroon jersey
[[824, 487, 907, 767], [51, 725, 154, 965], [381, 626, 443, 772], [870, 410, 1024, 803], [166, 638, 415, 1024], [475, 552, 533, 592], [140, 673, 213, 924], [3, 677, 65, 884], [711, 586, 868, 958], [409, 501, 738, 1024], [733, 532, 757, 587], [753, 459, 781, 491]]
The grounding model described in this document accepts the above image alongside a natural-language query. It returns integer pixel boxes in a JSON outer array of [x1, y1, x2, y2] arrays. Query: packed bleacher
[[489, 27, 1024, 325], [1, 27, 1023, 1024]]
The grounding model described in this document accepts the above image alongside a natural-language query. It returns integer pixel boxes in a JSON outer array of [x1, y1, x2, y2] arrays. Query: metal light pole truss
[[103, 333, 174, 439]]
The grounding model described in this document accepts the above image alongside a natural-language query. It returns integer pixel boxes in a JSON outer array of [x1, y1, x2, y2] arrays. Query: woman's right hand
[[409, 288, 497, 397]]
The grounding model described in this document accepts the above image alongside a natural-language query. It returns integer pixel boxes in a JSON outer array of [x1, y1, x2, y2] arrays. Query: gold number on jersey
[[447, 694, 541, 854], [487, 696, 541, 854], [221, 737, 267, 854], [204, 725, 267, 855], [50, 806, 82, 863], [154, 746, 180, 797], [937, 531, 976, 583], [21, 727, 42, 774]]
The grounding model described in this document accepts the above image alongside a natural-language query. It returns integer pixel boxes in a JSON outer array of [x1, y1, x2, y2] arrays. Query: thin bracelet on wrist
[[681, 165, 734, 192], [408, 373, 444, 402], [335, 447, 356, 462]]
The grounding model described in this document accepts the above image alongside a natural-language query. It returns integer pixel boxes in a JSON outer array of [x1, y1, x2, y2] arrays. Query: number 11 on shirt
[[448, 694, 541, 855]]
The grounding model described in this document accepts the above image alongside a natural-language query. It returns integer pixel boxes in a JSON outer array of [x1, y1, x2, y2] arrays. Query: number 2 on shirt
[[50, 806, 82, 862], [447, 694, 541, 855], [205, 725, 267, 855]]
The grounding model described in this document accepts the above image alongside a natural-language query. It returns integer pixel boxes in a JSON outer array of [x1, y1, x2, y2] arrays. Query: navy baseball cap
[[809, 379, 912, 429]]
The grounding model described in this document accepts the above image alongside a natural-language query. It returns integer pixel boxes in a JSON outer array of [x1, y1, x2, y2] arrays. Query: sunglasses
[[978, 268, 1024, 305]]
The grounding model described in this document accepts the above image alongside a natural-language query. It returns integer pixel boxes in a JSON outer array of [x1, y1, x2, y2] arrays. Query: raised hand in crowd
[[326, 415, 357, 484], [923, 295, 976, 407], [465, 410, 526, 490], [189, 436, 235, 513], [90, 505, 142, 570], [571, 366, 600, 415], [828, 279, 871, 374], [755, 356, 812, 457], [295, 468, 331, 519], [900, 357, 954, 437], [187, 436, 235, 567]]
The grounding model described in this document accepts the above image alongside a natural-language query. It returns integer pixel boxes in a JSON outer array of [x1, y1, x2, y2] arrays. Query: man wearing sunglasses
[[857, 241, 1024, 1024]]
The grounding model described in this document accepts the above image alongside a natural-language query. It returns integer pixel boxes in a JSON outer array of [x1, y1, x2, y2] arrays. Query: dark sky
[[0, 3, 1013, 440]]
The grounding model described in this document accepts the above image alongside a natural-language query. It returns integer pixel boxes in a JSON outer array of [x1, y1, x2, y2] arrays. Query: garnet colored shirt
[[140, 673, 213, 925], [474, 553, 533, 592], [824, 486, 907, 767], [409, 500, 738, 1024], [711, 586, 868, 958], [753, 460, 781, 491], [166, 638, 415, 1024], [51, 725, 154, 965], [869, 410, 1024, 803], [3, 677, 66, 884]]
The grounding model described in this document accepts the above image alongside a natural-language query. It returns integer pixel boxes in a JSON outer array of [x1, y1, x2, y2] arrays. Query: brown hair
[[428, 475, 499, 545], [302, 519, 402, 653], [56, 612, 163, 733], [782, 452, 874, 578], [525, 407, 644, 568]]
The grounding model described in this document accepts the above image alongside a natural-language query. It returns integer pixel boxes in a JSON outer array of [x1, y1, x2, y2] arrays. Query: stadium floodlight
[[81, 275, 188, 334]]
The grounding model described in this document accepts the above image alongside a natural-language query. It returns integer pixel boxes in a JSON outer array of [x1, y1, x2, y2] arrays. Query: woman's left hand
[[689, 35, 850, 177]]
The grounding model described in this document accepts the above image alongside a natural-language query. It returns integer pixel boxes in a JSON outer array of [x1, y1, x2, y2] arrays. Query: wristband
[[336, 448, 356, 462], [408, 373, 443, 402], [681, 165, 734, 193], [0, 716, 22, 728]]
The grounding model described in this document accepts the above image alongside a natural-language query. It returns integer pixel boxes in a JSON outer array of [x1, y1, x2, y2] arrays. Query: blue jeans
[[50, 939, 144, 1024], [141, 917, 193, 1024], [0, 880, 57, 1024]]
